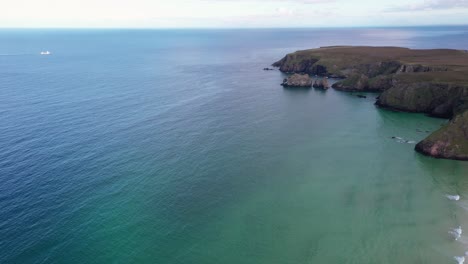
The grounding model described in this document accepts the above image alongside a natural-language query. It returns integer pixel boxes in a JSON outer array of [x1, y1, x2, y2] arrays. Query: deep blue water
[[1, 27, 468, 263]]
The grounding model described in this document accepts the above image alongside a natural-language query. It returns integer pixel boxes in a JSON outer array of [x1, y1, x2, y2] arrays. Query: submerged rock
[[281, 73, 313, 88]]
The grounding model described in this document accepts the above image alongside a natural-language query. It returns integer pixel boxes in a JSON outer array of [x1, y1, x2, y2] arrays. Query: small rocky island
[[273, 46, 468, 160], [281, 73, 312, 87]]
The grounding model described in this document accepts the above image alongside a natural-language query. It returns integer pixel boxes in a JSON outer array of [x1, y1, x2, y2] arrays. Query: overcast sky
[[2, 0, 468, 28]]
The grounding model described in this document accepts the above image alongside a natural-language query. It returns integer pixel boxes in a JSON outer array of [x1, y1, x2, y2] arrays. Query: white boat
[[40, 51, 51, 55]]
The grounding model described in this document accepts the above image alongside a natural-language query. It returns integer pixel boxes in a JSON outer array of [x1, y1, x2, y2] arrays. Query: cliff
[[375, 78, 468, 118], [415, 110, 468, 160], [273, 46, 468, 160], [273, 46, 468, 91]]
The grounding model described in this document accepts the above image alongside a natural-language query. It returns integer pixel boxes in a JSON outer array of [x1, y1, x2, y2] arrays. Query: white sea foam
[[449, 226, 463, 240], [392, 136, 416, 144], [455, 256, 465, 264], [457, 236, 468, 245], [447, 194, 461, 201]]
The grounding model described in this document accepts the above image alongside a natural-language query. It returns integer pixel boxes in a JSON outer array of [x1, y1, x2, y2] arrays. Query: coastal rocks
[[332, 74, 369, 91], [309, 64, 328, 76], [415, 110, 468, 160], [272, 55, 328, 75], [281, 74, 329, 89], [272, 55, 319, 74], [334, 74, 393, 92], [376, 82, 437, 112], [313, 78, 330, 89], [431, 101, 455, 118], [355, 74, 369, 90], [281, 73, 312, 88], [415, 98, 468, 160]]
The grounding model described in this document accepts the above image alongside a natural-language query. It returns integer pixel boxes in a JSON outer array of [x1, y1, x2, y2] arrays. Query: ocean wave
[[391, 136, 416, 144], [455, 256, 465, 264], [449, 226, 462, 240], [447, 194, 461, 201]]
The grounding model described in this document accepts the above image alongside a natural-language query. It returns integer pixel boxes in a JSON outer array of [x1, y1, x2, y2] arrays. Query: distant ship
[[40, 51, 51, 55]]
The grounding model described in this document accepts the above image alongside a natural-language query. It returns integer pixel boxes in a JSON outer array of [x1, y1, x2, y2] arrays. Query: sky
[[2, 0, 468, 28]]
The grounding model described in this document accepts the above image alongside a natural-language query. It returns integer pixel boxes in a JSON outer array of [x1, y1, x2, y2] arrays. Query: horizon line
[[0, 24, 467, 30]]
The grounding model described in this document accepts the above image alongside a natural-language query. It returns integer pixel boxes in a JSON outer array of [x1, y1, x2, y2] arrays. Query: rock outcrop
[[332, 74, 370, 91], [415, 110, 468, 160], [415, 97, 468, 160], [313, 78, 330, 89], [281, 73, 312, 88], [272, 57, 327, 75]]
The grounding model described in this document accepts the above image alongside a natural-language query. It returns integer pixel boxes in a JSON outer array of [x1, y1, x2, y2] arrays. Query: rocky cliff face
[[396, 64, 448, 74], [332, 74, 370, 91], [281, 73, 313, 87], [376, 82, 468, 117], [313, 78, 330, 89], [415, 109, 468, 160], [272, 55, 328, 75]]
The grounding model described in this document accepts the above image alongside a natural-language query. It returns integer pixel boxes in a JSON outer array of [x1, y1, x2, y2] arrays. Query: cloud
[[291, 0, 336, 3], [275, 7, 296, 16], [386, 0, 468, 12], [289, 0, 337, 4]]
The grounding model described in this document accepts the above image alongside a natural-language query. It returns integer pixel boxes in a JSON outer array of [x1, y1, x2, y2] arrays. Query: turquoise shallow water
[[1, 27, 468, 263]]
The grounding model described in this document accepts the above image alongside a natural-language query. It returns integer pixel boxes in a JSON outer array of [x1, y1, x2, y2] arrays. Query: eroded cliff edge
[[273, 46, 468, 160]]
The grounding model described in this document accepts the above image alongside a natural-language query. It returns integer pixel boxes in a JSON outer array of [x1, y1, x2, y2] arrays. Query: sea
[[1, 27, 468, 264]]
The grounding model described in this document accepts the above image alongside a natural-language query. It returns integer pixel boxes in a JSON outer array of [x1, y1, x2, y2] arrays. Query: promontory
[[273, 46, 468, 161]]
